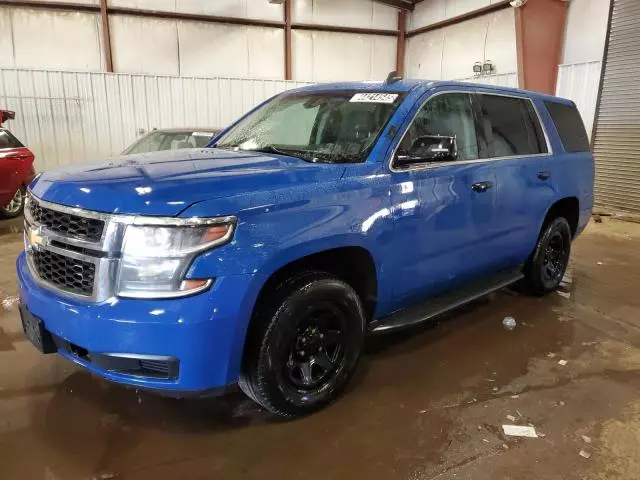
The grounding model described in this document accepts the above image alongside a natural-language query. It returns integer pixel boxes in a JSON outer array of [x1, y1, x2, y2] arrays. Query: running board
[[369, 268, 524, 334]]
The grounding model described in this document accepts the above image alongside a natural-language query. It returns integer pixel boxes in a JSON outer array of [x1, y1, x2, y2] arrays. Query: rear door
[[476, 92, 554, 268]]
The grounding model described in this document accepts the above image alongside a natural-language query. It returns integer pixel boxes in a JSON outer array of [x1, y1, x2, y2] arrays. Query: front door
[[388, 90, 501, 310]]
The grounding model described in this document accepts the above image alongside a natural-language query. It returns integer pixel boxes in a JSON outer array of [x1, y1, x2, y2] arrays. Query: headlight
[[116, 218, 235, 299]]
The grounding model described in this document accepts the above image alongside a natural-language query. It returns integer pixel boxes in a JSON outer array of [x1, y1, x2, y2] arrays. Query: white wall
[[0, 68, 312, 171], [409, 0, 507, 30], [293, 30, 395, 82], [406, 8, 517, 80], [110, 15, 284, 79], [109, 0, 283, 22], [561, 0, 610, 65], [0, 7, 105, 71], [293, 0, 397, 30], [0, 1, 398, 82], [29, 0, 98, 4]]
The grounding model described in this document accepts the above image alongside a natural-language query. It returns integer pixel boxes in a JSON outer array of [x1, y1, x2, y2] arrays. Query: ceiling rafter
[[373, 0, 424, 12]]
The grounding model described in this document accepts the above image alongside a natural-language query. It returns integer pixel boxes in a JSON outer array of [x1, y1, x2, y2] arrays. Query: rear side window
[[0, 129, 24, 149], [544, 101, 590, 153], [480, 94, 548, 157]]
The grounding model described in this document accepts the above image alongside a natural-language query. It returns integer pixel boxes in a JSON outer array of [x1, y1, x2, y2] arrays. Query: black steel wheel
[[239, 272, 365, 418], [523, 217, 572, 295], [285, 310, 347, 390]]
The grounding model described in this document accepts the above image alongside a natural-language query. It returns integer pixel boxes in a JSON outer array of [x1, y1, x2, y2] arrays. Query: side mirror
[[396, 135, 457, 166], [0, 110, 15, 125]]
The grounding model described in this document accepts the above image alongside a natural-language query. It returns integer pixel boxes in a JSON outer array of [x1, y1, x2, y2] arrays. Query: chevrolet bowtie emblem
[[27, 226, 45, 251]]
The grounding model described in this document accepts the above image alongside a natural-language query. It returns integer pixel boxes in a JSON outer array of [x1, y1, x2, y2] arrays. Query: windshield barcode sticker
[[350, 93, 398, 104]]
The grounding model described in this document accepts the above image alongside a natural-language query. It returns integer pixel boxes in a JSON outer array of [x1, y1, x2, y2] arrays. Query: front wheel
[[239, 272, 365, 418], [523, 217, 572, 295], [0, 186, 26, 219]]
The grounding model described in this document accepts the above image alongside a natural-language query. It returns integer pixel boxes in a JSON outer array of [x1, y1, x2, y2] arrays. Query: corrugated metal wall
[[0, 68, 312, 171], [555, 61, 602, 139], [592, 0, 640, 213]]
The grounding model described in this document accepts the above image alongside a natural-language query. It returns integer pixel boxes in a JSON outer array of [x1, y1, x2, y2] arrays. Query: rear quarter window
[[544, 101, 590, 153], [0, 129, 24, 149]]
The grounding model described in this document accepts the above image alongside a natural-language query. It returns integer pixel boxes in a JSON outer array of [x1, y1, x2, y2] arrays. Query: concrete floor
[[1, 216, 639, 480]]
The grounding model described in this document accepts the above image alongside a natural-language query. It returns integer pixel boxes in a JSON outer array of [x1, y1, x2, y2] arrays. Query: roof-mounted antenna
[[385, 71, 402, 84]]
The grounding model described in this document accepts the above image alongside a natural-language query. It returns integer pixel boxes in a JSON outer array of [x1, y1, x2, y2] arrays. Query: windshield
[[214, 91, 404, 163], [123, 131, 215, 155]]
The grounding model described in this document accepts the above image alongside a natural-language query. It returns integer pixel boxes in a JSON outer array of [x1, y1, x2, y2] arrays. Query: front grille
[[31, 249, 96, 296], [28, 200, 104, 242]]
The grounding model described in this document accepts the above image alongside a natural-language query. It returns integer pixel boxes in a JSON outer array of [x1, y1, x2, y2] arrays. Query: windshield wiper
[[215, 144, 357, 164], [245, 145, 327, 163]]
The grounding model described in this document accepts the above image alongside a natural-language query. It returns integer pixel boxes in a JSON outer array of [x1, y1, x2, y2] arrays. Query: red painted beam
[[284, 0, 292, 80], [396, 10, 406, 76], [99, 0, 113, 73], [515, 0, 569, 94]]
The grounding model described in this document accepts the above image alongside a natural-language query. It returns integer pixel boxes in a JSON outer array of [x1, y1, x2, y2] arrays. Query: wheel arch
[[541, 196, 580, 237]]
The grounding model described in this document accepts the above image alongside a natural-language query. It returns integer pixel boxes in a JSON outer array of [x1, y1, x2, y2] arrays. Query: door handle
[[5, 153, 27, 160], [471, 181, 493, 193], [537, 171, 551, 181]]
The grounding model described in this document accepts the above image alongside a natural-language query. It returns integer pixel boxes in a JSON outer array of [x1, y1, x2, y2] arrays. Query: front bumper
[[17, 252, 264, 394]]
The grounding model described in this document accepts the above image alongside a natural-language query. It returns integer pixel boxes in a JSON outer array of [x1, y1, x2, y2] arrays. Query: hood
[[31, 148, 345, 216]]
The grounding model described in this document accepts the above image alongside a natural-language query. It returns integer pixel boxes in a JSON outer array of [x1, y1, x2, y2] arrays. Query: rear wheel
[[239, 272, 365, 418], [0, 186, 26, 219], [523, 217, 572, 295]]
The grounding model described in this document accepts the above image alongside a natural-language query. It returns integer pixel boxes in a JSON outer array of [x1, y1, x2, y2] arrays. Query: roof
[[294, 79, 575, 105], [150, 127, 221, 133], [298, 79, 425, 93]]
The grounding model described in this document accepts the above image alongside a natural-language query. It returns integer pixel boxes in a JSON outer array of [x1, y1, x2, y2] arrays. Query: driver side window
[[398, 93, 479, 162]]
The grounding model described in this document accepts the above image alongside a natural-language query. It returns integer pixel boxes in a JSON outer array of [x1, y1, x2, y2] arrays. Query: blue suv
[[17, 78, 594, 417]]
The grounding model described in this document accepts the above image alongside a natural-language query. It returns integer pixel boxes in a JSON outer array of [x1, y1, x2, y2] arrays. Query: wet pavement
[[1, 216, 639, 479]]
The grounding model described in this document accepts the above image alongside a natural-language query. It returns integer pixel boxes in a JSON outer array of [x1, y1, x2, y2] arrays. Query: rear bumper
[[17, 252, 265, 394]]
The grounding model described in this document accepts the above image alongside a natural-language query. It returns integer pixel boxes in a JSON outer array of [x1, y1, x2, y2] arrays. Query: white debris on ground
[[502, 425, 538, 438], [92, 472, 117, 480], [557, 290, 571, 299], [579, 450, 592, 459], [558, 360, 568, 366], [506, 414, 517, 422], [502, 316, 517, 330], [2, 296, 19, 311], [582, 435, 592, 444], [547, 352, 557, 358]]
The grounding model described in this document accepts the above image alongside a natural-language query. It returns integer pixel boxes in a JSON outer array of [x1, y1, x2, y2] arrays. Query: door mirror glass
[[396, 135, 458, 165]]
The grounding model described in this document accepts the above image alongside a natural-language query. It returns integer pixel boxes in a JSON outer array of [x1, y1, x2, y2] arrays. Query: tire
[[523, 217, 572, 295], [239, 271, 365, 418], [0, 185, 26, 219]]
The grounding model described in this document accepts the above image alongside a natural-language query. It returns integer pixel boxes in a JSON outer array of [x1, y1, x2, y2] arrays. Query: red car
[[0, 110, 36, 219]]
